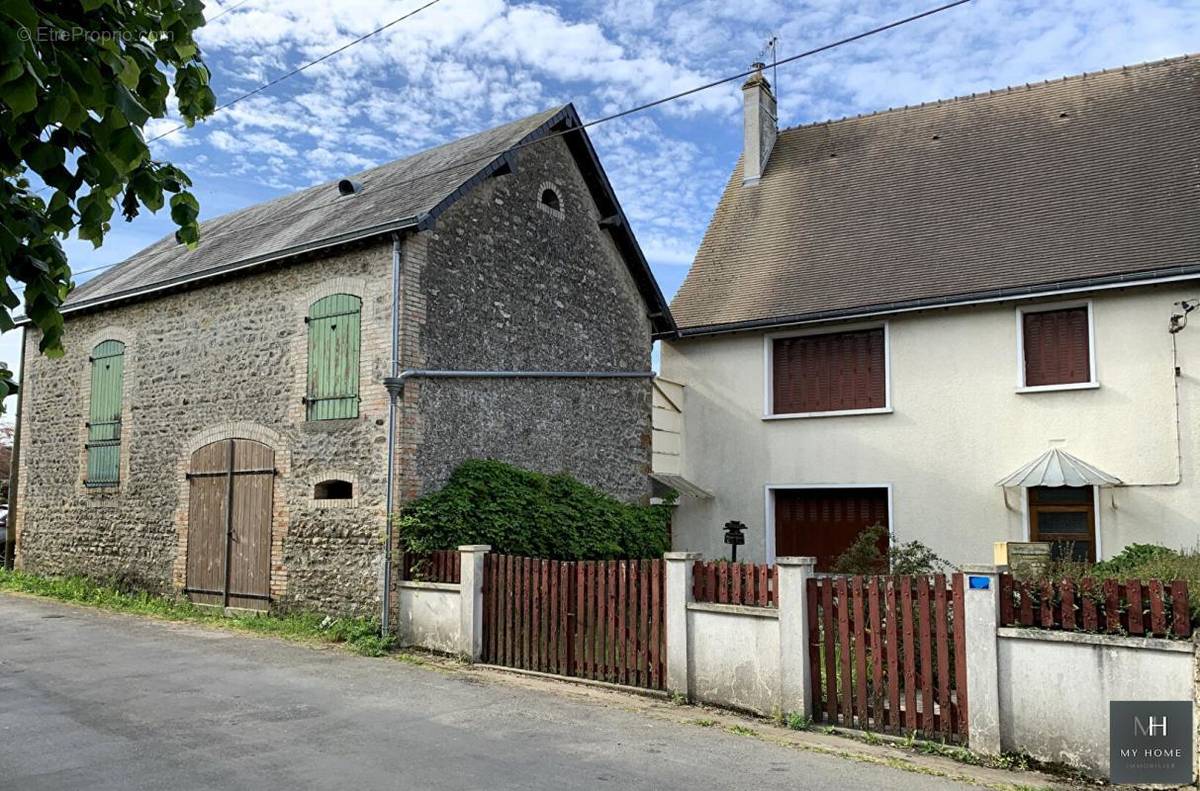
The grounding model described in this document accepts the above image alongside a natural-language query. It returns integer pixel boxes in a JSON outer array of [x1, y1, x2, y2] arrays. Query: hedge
[[398, 459, 673, 560]]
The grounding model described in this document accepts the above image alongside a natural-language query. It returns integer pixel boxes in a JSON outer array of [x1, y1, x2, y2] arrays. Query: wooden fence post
[[665, 551, 701, 698], [962, 563, 1004, 754], [777, 556, 816, 718], [458, 545, 491, 661]]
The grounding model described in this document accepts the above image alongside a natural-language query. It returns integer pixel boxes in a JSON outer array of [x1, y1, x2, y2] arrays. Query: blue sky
[[3, 0, 1198, 408]]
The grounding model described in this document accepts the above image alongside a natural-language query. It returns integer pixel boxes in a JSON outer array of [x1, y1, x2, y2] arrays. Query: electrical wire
[[147, 0, 447, 143], [67, 0, 976, 283]]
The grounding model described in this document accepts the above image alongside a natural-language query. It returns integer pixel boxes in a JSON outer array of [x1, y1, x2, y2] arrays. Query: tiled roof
[[63, 105, 676, 330], [671, 55, 1200, 333]]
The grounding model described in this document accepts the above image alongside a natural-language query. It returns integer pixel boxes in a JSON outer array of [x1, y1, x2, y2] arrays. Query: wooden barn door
[[185, 439, 275, 610]]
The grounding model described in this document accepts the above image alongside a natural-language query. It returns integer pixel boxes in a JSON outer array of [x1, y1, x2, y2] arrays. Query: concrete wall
[[997, 628, 1194, 776], [652, 379, 683, 477], [396, 582, 462, 655], [15, 244, 395, 615], [660, 285, 1200, 564], [403, 133, 654, 504], [686, 603, 780, 715]]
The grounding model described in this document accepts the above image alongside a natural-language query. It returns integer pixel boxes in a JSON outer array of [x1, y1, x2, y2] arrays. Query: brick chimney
[[741, 62, 777, 186]]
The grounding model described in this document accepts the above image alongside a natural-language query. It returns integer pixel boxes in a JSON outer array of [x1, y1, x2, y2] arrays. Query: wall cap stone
[[776, 556, 816, 566], [997, 626, 1192, 653], [686, 602, 780, 619], [397, 580, 461, 592], [961, 564, 1006, 574], [665, 551, 703, 560], [458, 545, 491, 552]]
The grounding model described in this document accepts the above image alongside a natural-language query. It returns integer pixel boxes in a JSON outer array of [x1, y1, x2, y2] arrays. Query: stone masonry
[[13, 132, 656, 616]]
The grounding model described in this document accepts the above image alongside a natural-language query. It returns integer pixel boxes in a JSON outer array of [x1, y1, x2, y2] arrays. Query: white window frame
[[763, 320, 892, 419], [1020, 485, 1103, 560], [764, 483, 895, 564], [1015, 299, 1098, 393]]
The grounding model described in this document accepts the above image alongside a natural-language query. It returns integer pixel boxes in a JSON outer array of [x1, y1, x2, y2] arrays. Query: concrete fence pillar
[[777, 556, 816, 717], [664, 551, 701, 697], [962, 563, 1004, 754], [458, 545, 491, 661]]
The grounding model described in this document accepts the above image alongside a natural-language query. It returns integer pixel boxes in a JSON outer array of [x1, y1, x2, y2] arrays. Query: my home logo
[[1110, 701, 1192, 785]]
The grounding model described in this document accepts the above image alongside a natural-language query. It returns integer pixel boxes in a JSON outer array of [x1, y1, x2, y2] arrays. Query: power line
[[71, 0, 976, 282], [206, 0, 254, 23], [147, 0, 447, 143]]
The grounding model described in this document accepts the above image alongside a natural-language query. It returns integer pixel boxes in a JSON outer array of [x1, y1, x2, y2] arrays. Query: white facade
[[659, 283, 1200, 566]]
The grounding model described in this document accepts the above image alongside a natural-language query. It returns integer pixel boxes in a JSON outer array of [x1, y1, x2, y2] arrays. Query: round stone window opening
[[537, 183, 564, 218]]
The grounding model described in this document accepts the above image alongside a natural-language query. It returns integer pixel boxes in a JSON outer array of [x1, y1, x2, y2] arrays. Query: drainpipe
[[3, 327, 26, 570], [381, 234, 404, 637]]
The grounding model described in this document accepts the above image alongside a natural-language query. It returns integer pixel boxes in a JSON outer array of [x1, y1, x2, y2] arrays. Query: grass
[[725, 724, 757, 737], [0, 568, 396, 657]]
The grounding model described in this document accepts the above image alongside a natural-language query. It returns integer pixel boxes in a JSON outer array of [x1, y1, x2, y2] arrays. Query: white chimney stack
[[741, 62, 777, 186]]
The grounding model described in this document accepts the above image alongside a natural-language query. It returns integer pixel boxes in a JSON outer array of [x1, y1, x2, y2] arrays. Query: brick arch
[[172, 421, 291, 604]]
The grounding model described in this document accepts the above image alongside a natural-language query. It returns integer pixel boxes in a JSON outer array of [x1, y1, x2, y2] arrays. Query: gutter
[[381, 234, 405, 637], [674, 263, 1200, 338]]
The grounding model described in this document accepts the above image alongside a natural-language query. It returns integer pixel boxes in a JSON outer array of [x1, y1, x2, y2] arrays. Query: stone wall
[[407, 133, 654, 503], [15, 242, 395, 615]]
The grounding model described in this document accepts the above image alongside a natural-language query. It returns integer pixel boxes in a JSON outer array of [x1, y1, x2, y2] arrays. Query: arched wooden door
[[185, 439, 275, 610]]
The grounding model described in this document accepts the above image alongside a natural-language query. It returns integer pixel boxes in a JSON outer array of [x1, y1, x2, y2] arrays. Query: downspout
[[381, 234, 404, 637], [4, 327, 26, 570]]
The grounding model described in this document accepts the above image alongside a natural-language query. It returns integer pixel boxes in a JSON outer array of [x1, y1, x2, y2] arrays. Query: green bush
[[831, 523, 956, 575], [398, 459, 673, 560], [1092, 543, 1180, 577]]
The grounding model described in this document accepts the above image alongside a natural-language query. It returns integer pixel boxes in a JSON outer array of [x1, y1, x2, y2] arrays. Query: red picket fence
[[807, 574, 968, 743], [999, 574, 1193, 638], [401, 549, 461, 583], [481, 555, 666, 690], [693, 561, 777, 607]]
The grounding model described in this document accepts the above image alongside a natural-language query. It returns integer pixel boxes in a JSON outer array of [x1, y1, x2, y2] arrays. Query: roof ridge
[[779, 51, 1196, 133]]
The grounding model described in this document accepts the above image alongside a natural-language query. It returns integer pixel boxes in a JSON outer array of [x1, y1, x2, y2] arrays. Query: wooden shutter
[[772, 328, 885, 414], [306, 294, 361, 420], [86, 340, 125, 486], [1023, 307, 1090, 386]]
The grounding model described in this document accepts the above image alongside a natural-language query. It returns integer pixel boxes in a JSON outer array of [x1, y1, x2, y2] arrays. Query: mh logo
[[1133, 715, 1168, 737], [1110, 701, 1191, 785]]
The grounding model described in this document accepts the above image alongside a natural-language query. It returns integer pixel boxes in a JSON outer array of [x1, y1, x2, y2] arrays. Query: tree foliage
[[398, 459, 674, 560], [0, 0, 216, 367], [831, 523, 956, 576]]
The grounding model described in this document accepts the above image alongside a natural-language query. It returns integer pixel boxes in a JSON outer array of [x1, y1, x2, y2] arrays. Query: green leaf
[[4, 73, 36, 115], [0, 21, 25, 64], [0, 0, 38, 29], [112, 83, 150, 126]]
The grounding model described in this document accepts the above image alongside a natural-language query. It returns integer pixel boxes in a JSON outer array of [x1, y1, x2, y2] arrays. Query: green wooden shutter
[[306, 294, 361, 420], [86, 340, 125, 486]]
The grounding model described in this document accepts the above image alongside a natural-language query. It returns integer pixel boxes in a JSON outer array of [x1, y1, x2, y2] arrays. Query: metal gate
[[807, 573, 969, 743], [185, 439, 275, 610]]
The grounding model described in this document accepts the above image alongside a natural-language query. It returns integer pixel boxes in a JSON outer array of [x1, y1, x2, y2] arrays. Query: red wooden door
[[775, 488, 889, 571]]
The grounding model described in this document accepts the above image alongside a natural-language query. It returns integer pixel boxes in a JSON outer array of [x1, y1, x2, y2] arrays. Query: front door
[[1029, 485, 1096, 563], [185, 439, 275, 610], [774, 487, 889, 571]]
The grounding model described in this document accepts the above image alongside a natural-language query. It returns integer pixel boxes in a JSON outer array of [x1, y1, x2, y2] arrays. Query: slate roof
[[671, 55, 1200, 334], [62, 105, 674, 336]]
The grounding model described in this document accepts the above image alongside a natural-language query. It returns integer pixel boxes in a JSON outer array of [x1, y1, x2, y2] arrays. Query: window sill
[[763, 407, 893, 420], [1015, 382, 1100, 394]]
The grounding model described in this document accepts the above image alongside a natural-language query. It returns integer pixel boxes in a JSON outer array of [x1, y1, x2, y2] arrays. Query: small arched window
[[306, 293, 361, 420], [539, 188, 561, 212], [314, 479, 354, 500], [85, 340, 125, 486]]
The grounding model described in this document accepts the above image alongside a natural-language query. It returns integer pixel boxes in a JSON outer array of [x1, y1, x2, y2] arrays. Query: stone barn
[[8, 104, 674, 617]]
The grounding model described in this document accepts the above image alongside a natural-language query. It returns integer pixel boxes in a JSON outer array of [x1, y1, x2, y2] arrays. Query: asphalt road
[[0, 593, 980, 791]]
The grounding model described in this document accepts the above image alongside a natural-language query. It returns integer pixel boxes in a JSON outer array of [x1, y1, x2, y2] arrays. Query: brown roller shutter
[[1023, 307, 1090, 386], [774, 487, 889, 572], [772, 328, 885, 414]]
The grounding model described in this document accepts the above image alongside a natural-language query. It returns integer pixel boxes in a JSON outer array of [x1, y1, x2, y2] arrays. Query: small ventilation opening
[[539, 188, 560, 211], [314, 479, 353, 500], [337, 179, 362, 196]]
